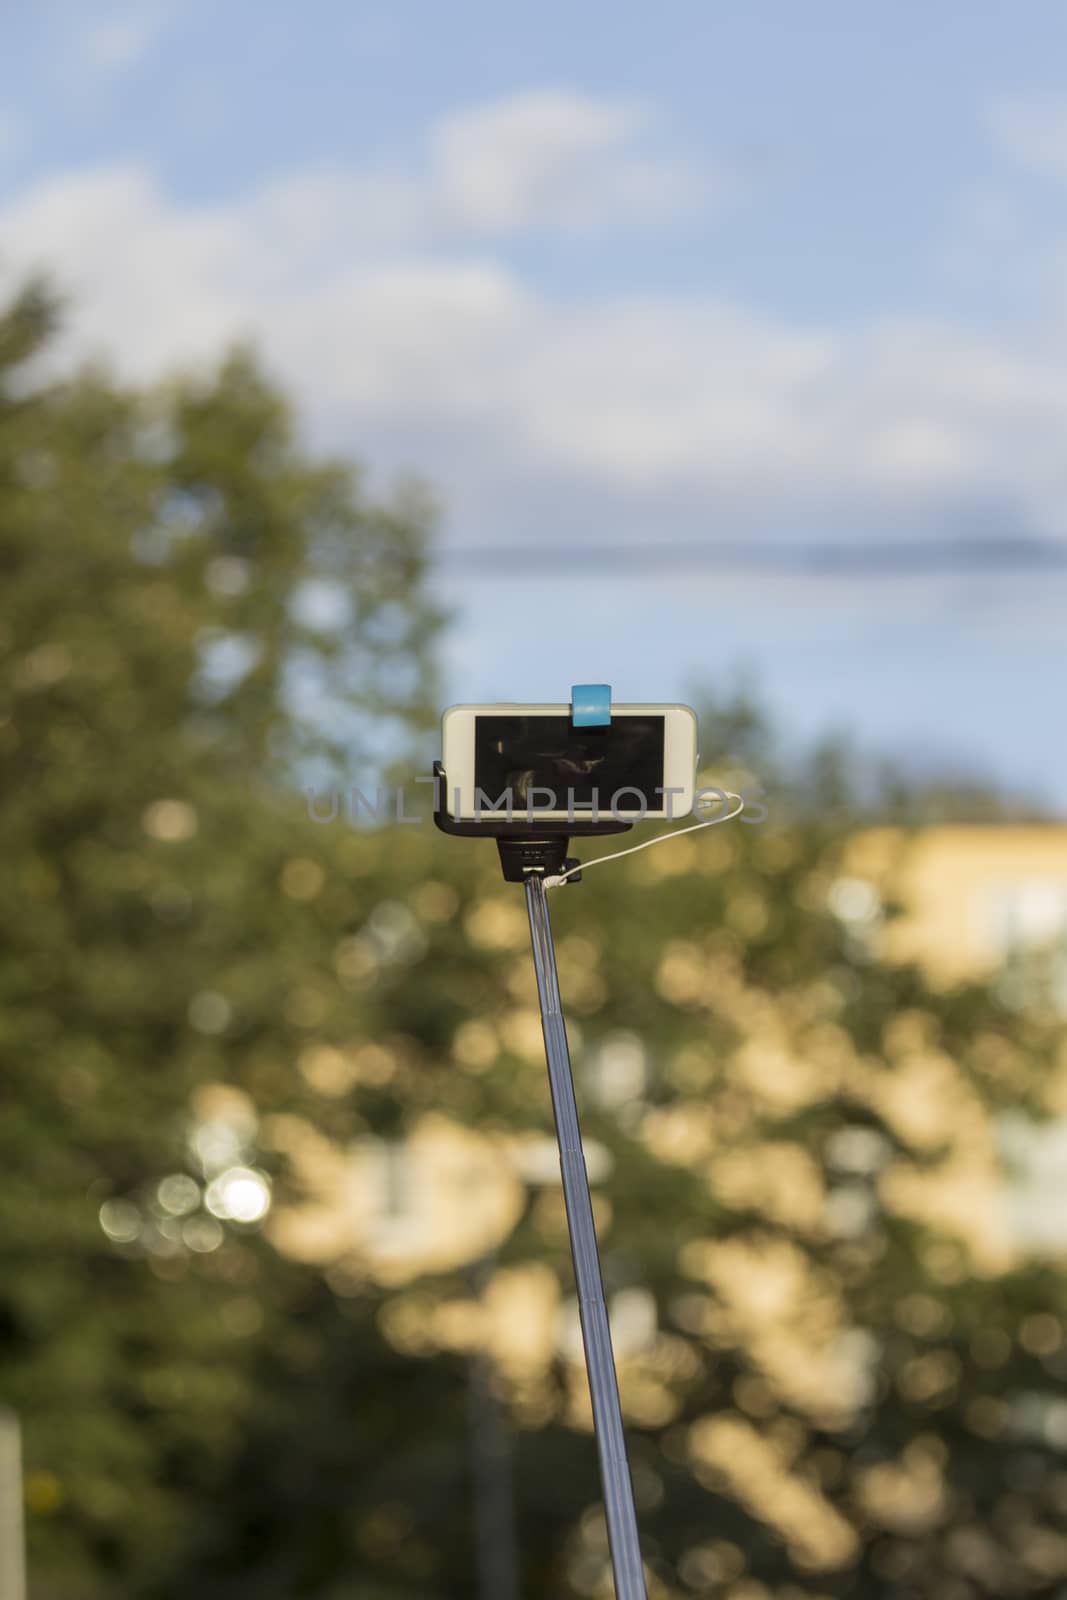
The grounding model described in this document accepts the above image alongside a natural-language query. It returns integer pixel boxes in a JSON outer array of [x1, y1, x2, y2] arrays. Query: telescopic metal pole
[[524, 876, 648, 1600]]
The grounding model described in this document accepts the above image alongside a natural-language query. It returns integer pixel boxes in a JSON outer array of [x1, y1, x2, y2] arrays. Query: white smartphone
[[440, 703, 698, 822]]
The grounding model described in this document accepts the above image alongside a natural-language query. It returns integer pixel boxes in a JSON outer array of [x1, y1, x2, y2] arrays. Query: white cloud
[[3, 91, 1067, 549], [83, 9, 169, 75], [3, 165, 250, 372], [236, 89, 715, 252], [989, 92, 1067, 179], [430, 88, 712, 233]]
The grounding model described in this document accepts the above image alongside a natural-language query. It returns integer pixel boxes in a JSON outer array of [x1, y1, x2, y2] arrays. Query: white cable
[[542, 793, 745, 889]]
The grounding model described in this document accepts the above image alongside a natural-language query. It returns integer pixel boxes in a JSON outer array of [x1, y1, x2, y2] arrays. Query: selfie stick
[[435, 685, 649, 1600]]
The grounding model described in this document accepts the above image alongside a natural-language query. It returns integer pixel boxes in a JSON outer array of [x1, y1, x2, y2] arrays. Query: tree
[[0, 279, 448, 1596]]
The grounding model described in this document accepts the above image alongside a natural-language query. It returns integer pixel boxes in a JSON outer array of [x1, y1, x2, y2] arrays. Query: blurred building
[[841, 825, 1067, 1000], [840, 824, 1067, 1256]]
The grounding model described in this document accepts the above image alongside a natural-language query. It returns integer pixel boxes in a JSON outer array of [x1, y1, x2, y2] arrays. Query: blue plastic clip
[[571, 684, 612, 727]]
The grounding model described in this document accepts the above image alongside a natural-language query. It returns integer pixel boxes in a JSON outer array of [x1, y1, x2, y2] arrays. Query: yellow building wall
[[843, 825, 1067, 986]]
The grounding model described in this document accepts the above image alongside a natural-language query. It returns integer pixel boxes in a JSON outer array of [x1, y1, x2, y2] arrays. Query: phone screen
[[473, 714, 665, 812]]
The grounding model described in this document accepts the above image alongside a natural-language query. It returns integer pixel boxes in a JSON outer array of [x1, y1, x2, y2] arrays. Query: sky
[[2, 1, 1066, 803]]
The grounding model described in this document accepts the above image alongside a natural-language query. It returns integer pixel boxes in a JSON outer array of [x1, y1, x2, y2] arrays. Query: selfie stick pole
[[525, 873, 648, 1600], [433, 686, 648, 1599]]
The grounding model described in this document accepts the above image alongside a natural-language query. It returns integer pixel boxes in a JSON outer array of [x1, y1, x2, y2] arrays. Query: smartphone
[[440, 703, 698, 822]]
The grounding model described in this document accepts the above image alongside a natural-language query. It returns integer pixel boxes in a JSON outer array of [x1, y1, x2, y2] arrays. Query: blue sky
[[3, 2, 1066, 803]]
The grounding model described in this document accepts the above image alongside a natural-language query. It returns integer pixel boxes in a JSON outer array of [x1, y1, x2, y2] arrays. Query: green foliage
[[0, 282, 447, 1594]]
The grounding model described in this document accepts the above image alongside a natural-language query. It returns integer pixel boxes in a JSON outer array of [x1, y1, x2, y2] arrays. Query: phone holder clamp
[[570, 683, 612, 727], [431, 761, 631, 883]]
